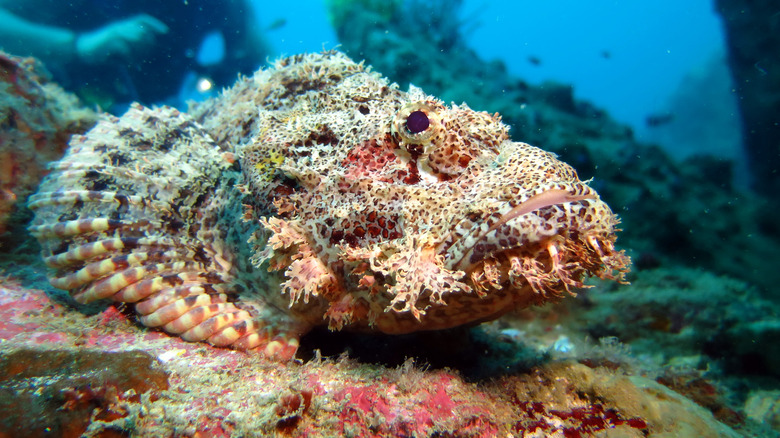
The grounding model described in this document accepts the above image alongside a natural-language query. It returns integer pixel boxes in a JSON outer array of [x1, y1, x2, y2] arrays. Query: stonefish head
[[198, 51, 630, 333]]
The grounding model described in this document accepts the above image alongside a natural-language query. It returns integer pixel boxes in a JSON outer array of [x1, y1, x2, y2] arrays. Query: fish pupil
[[406, 110, 430, 134]]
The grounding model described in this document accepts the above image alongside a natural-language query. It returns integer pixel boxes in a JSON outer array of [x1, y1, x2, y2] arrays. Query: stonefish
[[29, 51, 629, 359]]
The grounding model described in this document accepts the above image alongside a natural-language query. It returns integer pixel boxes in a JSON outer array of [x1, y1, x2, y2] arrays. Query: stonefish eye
[[406, 110, 430, 134], [393, 102, 441, 145]]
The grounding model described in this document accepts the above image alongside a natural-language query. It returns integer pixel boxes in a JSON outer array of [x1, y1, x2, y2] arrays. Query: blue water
[[463, 1, 726, 137], [254, 0, 738, 163]]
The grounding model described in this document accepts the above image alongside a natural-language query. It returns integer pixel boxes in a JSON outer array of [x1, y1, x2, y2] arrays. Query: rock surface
[[0, 275, 748, 437], [0, 51, 97, 238], [715, 0, 780, 200]]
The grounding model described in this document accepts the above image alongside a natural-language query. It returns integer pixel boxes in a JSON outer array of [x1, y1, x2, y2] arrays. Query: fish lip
[[450, 182, 599, 272]]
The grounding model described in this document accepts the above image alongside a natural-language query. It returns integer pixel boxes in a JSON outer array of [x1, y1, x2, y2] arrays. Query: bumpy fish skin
[[29, 51, 629, 359]]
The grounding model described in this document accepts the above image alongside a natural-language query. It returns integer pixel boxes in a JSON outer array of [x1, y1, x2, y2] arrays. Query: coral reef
[[0, 51, 98, 239], [745, 391, 780, 432], [0, 277, 749, 437], [569, 267, 778, 375]]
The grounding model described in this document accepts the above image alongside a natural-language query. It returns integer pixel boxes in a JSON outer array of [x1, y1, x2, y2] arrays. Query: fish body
[[29, 51, 629, 359]]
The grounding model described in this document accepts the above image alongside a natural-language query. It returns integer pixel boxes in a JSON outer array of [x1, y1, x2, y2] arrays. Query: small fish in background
[[266, 17, 287, 32], [600, 50, 611, 60], [645, 112, 675, 128], [527, 55, 542, 66]]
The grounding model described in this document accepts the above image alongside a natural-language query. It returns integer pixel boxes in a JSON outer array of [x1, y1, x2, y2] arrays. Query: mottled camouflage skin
[[29, 51, 629, 358]]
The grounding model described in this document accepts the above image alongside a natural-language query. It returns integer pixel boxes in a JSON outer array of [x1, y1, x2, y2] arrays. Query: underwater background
[[0, 0, 778, 436]]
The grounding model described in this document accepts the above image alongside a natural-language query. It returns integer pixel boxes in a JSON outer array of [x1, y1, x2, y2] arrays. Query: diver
[[0, 0, 269, 111]]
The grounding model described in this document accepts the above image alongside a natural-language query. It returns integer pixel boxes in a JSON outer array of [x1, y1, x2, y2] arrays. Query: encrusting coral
[[29, 51, 629, 359], [0, 51, 97, 237]]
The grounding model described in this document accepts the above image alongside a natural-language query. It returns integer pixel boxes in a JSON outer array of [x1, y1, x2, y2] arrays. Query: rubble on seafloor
[[0, 273, 762, 437], [0, 51, 98, 239]]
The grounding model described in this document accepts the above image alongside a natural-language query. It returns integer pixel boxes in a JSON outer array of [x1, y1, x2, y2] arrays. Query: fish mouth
[[451, 183, 599, 271], [444, 182, 629, 297]]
